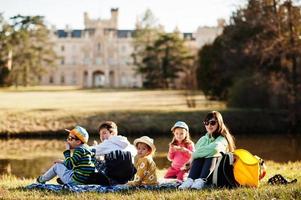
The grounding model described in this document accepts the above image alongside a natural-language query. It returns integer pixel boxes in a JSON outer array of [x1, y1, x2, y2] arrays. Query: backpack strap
[[227, 152, 234, 165], [212, 152, 238, 187], [212, 156, 223, 186], [222, 153, 238, 187]]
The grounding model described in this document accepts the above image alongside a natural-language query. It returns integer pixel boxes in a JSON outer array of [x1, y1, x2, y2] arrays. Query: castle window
[[49, 76, 54, 84], [84, 58, 90, 65], [97, 43, 101, 51], [72, 56, 77, 65], [72, 72, 76, 84], [96, 58, 102, 65], [61, 74, 65, 84], [121, 73, 128, 86], [61, 45, 65, 51], [126, 57, 132, 65], [121, 45, 126, 52], [61, 58, 65, 65], [108, 58, 115, 65]]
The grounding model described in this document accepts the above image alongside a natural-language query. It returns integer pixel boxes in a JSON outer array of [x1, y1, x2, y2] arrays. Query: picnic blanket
[[25, 182, 180, 193]]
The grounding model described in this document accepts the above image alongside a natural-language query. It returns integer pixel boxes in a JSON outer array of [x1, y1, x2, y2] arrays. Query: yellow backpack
[[233, 149, 266, 187]]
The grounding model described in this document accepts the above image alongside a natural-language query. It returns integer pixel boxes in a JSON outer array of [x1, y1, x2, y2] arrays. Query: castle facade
[[40, 9, 223, 88]]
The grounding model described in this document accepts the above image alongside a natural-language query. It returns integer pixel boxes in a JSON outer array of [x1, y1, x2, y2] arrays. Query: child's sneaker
[[191, 178, 205, 189], [36, 176, 46, 184], [178, 178, 194, 189], [56, 178, 64, 185]]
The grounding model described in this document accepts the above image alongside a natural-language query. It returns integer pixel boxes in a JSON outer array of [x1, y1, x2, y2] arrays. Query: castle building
[[40, 9, 223, 88]]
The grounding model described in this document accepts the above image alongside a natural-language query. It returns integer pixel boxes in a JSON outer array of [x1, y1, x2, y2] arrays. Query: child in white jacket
[[91, 121, 137, 186]]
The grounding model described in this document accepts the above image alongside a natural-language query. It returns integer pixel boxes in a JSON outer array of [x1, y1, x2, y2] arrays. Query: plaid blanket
[[25, 182, 180, 193]]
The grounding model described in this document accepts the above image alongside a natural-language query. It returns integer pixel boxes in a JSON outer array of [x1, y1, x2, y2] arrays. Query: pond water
[[0, 134, 300, 179]]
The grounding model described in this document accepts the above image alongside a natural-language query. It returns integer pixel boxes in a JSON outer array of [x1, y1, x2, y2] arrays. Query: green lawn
[[0, 161, 300, 200], [0, 87, 224, 135], [0, 87, 300, 199], [0, 86, 222, 112], [0, 86, 296, 137]]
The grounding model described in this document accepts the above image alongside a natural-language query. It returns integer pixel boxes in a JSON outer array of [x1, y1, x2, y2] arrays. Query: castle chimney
[[110, 8, 119, 28], [84, 12, 89, 27]]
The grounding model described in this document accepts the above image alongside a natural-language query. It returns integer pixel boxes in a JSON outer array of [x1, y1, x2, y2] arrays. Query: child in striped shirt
[[37, 126, 96, 185]]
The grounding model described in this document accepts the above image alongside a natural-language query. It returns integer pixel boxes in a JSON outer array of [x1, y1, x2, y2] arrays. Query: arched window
[[61, 74, 65, 84], [72, 72, 77, 84], [97, 43, 101, 51]]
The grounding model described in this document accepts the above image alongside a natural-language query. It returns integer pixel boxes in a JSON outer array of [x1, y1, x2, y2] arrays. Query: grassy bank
[[0, 87, 294, 137], [0, 161, 300, 200]]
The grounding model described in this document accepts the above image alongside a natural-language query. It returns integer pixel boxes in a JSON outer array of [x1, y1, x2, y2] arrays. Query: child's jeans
[[164, 167, 187, 181], [40, 163, 73, 184]]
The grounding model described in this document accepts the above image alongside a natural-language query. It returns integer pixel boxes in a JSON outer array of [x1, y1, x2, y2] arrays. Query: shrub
[[228, 76, 269, 109]]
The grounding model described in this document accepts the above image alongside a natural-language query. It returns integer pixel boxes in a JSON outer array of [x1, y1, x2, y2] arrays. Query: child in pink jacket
[[164, 121, 194, 181]]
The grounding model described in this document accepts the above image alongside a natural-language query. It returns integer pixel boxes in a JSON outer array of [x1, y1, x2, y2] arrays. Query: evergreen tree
[[140, 32, 194, 88], [0, 15, 57, 87], [132, 9, 195, 89], [0, 14, 12, 86]]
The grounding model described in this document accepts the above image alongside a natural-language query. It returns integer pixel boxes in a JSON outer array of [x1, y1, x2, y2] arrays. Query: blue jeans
[[40, 163, 73, 184], [188, 157, 217, 181]]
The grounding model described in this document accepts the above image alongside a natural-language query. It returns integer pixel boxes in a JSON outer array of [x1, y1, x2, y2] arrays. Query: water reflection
[[0, 157, 58, 178], [0, 135, 300, 178]]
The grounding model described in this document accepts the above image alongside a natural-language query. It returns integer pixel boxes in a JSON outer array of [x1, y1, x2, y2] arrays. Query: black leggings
[[188, 157, 217, 180], [87, 171, 110, 186]]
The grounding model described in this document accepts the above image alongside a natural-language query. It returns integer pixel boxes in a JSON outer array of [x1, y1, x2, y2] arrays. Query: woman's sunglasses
[[203, 120, 217, 126]]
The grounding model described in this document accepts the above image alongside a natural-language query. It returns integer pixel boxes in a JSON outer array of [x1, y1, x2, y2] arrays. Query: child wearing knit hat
[[37, 125, 96, 185]]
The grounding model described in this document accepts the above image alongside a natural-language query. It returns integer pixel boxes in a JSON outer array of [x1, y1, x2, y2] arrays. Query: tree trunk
[[286, 0, 298, 134]]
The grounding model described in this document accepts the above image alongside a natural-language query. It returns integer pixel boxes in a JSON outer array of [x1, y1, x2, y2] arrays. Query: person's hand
[[173, 145, 182, 151], [93, 140, 98, 146], [181, 162, 191, 171], [180, 147, 188, 152], [174, 146, 189, 153], [54, 159, 64, 164], [65, 142, 70, 150]]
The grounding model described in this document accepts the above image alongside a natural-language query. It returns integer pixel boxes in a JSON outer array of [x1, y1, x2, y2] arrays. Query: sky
[[0, 0, 244, 32]]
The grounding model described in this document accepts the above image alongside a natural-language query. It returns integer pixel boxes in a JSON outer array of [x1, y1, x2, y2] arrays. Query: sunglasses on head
[[203, 120, 217, 126]]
